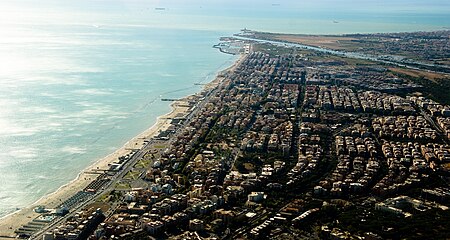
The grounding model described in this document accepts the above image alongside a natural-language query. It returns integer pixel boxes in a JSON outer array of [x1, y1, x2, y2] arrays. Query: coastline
[[0, 53, 244, 238]]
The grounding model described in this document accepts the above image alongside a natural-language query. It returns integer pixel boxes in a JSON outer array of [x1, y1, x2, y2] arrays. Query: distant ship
[[155, 7, 166, 11]]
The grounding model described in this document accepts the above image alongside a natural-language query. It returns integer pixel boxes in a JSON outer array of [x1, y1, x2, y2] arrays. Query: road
[[30, 52, 248, 240], [31, 54, 248, 240], [230, 210, 268, 239], [418, 108, 450, 145], [31, 139, 155, 239]]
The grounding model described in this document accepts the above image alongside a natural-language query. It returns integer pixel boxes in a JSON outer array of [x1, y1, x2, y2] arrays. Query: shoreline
[[0, 53, 244, 238]]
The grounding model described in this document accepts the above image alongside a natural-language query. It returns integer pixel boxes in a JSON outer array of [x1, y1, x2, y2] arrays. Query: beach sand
[[0, 103, 185, 238], [0, 53, 245, 239]]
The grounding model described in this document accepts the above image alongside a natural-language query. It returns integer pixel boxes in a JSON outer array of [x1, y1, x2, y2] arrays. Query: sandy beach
[[0, 53, 245, 239], [0, 102, 186, 238]]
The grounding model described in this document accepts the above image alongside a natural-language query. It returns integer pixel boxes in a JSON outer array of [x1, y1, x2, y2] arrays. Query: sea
[[0, 0, 449, 218]]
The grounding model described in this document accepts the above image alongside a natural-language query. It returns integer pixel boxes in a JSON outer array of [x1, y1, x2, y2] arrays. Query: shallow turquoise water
[[0, 0, 448, 217], [0, 24, 236, 217]]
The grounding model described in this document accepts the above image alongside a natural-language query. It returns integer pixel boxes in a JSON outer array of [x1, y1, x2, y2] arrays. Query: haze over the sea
[[0, 0, 448, 218]]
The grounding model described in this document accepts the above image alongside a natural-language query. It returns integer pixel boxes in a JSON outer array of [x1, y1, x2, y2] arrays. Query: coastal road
[[31, 139, 156, 239], [31, 53, 247, 240]]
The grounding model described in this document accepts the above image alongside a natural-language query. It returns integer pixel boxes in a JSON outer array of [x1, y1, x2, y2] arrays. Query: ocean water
[[0, 0, 449, 218], [0, 24, 237, 217]]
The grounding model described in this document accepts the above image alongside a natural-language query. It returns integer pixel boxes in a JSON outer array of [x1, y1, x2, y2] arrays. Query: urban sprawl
[[14, 32, 450, 240]]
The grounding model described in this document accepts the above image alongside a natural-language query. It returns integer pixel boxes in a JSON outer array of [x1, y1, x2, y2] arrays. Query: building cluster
[[437, 117, 450, 140], [320, 226, 372, 240], [288, 123, 323, 185], [306, 84, 417, 115], [216, 109, 254, 131], [334, 65, 423, 92], [185, 150, 230, 196], [353, 31, 450, 66], [372, 116, 438, 141], [317, 86, 361, 112], [42, 208, 105, 240], [84, 51, 309, 239], [358, 91, 416, 114], [411, 97, 450, 117], [373, 141, 430, 196], [422, 187, 450, 203], [38, 44, 450, 240], [410, 96, 450, 140], [91, 189, 225, 239], [246, 117, 294, 155], [375, 195, 430, 218], [315, 125, 381, 197]]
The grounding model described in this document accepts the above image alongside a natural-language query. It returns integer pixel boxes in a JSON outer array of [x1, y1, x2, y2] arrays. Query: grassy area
[[308, 52, 376, 66], [97, 190, 123, 202], [251, 32, 360, 50], [234, 153, 263, 173], [86, 202, 110, 213], [135, 158, 152, 169], [205, 125, 240, 143], [334, 56, 375, 66], [115, 182, 131, 190], [253, 43, 307, 56], [97, 192, 112, 202], [389, 67, 448, 82], [154, 145, 167, 149], [391, 69, 450, 105], [272, 34, 361, 51], [252, 31, 450, 67], [124, 170, 141, 180]]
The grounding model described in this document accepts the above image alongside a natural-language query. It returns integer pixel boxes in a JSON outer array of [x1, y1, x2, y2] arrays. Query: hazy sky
[[0, 0, 448, 34], [2, 0, 450, 13]]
